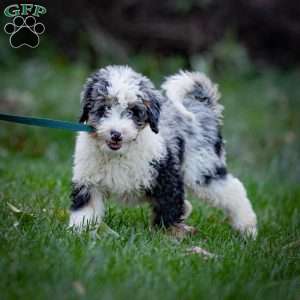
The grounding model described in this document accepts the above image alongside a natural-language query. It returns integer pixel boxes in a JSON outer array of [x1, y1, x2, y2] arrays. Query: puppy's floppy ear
[[143, 94, 161, 134], [79, 104, 90, 123], [79, 79, 95, 123], [79, 74, 109, 123]]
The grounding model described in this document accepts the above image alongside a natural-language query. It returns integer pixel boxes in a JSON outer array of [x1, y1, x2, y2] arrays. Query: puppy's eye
[[126, 110, 133, 117], [134, 107, 146, 119], [96, 105, 110, 117], [137, 110, 146, 120], [128, 105, 147, 125]]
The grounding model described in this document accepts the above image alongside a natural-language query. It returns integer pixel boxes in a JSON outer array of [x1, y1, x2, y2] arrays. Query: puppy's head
[[79, 65, 161, 153]]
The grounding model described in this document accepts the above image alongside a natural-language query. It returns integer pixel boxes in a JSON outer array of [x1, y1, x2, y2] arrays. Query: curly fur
[[69, 65, 257, 238]]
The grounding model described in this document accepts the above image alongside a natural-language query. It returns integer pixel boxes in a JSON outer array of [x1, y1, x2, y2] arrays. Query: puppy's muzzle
[[106, 130, 123, 150]]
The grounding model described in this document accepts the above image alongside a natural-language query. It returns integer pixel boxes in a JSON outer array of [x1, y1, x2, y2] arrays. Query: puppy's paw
[[232, 213, 258, 239], [69, 208, 100, 232], [168, 223, 198, 239]]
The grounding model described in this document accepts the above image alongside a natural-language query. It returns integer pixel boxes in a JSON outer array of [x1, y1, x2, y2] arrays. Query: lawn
[[0, 49, 299, 300]]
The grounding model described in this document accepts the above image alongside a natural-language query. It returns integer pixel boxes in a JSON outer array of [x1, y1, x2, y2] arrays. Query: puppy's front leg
[[150, 194, 196, 238], [147, 163, 196, 237], [69, 183, 104, 231]]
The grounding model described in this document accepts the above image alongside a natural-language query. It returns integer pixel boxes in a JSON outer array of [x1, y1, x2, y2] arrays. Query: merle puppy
[[69, 65, 257, 238]]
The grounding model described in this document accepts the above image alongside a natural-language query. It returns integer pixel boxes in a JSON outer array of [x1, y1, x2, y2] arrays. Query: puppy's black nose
[[110, 130, 122, 142]]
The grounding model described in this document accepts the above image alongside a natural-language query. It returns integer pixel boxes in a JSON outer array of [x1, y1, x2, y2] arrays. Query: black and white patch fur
[[69, 66, 257, 238]]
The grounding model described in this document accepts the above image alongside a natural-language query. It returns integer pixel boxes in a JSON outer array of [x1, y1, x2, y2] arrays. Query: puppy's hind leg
[[194, 174, 257, 238], [69, 183, 104, 231]]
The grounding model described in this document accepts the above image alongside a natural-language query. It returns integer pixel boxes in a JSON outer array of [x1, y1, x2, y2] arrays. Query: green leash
[[0, 112, 95, 133]]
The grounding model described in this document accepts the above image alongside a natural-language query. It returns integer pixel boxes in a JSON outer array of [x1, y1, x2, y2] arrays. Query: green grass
[[0, 51, 299, 300]]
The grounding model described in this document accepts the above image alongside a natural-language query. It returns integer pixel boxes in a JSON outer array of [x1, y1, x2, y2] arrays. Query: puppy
[[69, 65, 257, 238]]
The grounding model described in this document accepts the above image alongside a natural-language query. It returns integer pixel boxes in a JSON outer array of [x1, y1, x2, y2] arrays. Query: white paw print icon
[[4, 16, 45, 48]]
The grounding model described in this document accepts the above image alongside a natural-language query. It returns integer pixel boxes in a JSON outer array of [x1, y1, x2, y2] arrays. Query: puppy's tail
[[161, 71, 223, 121]]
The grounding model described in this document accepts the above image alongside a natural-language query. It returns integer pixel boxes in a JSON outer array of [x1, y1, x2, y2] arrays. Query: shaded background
[[42, 0, 300, 67], [2, 0, 300, 66]]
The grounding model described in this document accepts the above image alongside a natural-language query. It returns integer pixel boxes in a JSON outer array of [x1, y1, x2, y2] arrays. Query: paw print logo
[[4, 16, 45, 48]]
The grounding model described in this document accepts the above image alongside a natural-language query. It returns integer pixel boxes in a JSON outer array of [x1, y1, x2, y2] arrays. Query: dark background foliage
[[1, 0, 300, 67]]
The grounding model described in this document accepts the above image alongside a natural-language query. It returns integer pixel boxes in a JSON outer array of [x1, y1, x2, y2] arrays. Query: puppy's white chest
[[73, 131, 165, 195], [95, 156, 156, 194]]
